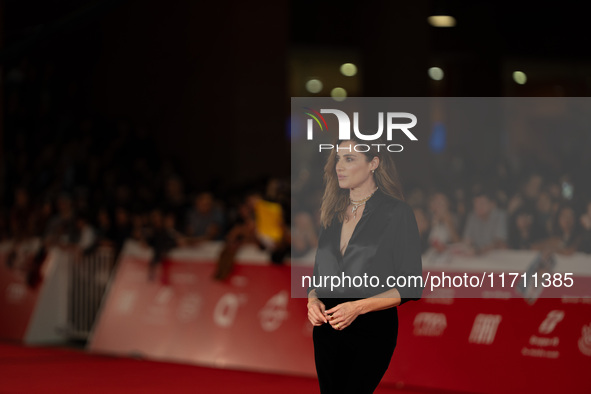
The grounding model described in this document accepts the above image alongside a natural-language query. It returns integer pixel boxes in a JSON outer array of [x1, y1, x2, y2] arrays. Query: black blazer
[[310, 189, 424, 305]]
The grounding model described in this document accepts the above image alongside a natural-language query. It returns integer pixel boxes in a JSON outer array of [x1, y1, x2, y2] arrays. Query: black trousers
[[313, 298, 398, 394]]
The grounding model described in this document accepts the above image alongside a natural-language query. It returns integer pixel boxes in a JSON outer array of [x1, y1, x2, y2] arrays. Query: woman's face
[[335, 140, 376, 190]]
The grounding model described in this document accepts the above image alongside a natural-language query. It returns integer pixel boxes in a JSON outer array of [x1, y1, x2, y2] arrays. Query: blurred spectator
[[427, 192, 460, 252], [30, 198, 53, 238], [214, 182, 288, 280], [94, 207, 115, 248], [0, 210, 9, 241], [163, 176, 188, 232], [112, 207, 133, 254], [186, 192, 224, 242], [141, 209, 185, 282], [541, 205, 580, 256], [508, 207, 537, 250], [453, 188, 468, 235], [407, 187, 427, 209], [290, 211, 318, 258], [522, 174, 543, 206], [9, 187, 34, 240], [579, 202, 591, 254], [532, 191, 554, 240], [412, 207, 431, 253], [507, 193, 524, 217], [214, 194, 258, 280], [547, 182, 563, 201], [44, 193, 77, 246], [462, 191, 508, 254], [74, 214, 97, 255]]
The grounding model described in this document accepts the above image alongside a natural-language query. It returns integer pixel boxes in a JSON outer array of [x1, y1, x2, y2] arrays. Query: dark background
[[1, 0, 591, 205]]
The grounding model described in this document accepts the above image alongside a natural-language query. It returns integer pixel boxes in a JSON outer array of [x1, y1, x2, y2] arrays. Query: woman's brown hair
[[319, 135, 405, 228]]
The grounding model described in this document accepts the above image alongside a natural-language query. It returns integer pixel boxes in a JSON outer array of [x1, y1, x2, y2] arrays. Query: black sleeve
[[389, 202, 424, 306], [307, 224, 324, 297]]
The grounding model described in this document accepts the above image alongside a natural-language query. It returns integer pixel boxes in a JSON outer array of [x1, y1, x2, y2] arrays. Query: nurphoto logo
[[304, 108, 418, 152]]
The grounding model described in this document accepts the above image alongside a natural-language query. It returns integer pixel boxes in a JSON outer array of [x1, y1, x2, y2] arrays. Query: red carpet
[[0, 342, 434, 393]]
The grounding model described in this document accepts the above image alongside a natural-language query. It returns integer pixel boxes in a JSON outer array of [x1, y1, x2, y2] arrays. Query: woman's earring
[[372, 169, 375, 173]]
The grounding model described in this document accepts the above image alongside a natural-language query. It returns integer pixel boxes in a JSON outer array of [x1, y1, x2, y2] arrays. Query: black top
[[309, 189, 424, 304]]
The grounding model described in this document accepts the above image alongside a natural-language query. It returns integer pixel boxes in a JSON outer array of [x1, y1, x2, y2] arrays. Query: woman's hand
[[307, 295, 327, 326], [325, 301, 362, 330]]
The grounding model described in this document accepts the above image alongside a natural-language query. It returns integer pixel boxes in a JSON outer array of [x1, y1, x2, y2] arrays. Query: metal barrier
[[66, 247, 115, 340]]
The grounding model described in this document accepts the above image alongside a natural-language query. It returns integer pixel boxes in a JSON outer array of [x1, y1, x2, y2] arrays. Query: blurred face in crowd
[[97, 209, 110, 227], [245, 193, 260, 210], [132, 214, 144, 229], [536, 192, 552, 213], [265, 178, 280, 200], [473, 195, 493, 219], [76, 217, 88, 230], [524, 175, 543, 199], [558, 207, 575, 233], [150, 210, 163, 228], [166, 178, 183, 198], [581, 202, 591, 230], [115, 207, 129, 225], [15, 188, 28, 207], [116, 185, 131, 205], [548, 183, 562, 200], [57, 196, 73, 215], [429, 193, 450, 216], [195, 193, 214, 214], [516, 212, 533, 231], [164, 213, 175, 229], [41, 201, 52, 216], [335, 140, 378, 191], [407, 188, 426, 208]]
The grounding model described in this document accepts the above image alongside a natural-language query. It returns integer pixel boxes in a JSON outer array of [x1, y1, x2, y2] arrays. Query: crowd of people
[[408, 175, 591, 257], [0, 56, 292, 283], [290, 173, 591, 260], [2, 57, 591, 287]]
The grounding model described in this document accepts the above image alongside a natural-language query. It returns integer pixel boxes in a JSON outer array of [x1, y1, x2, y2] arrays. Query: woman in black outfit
[[307, 138, 423, 393]]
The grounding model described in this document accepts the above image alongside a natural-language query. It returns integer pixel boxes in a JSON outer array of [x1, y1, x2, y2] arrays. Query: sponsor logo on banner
[[177, 293, 202, 322], [214, 293, 247, 328], [521, 347, 559, 358], [144, 287, 175, 325], [578, 322, 591, 356], [522, 310, 563, 359], [258, 290, 289, 332], [413, 312, 447, 336], [155, 287, 173, 305], [469, 314, 502, 344], [538, 310, 564, 334]]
